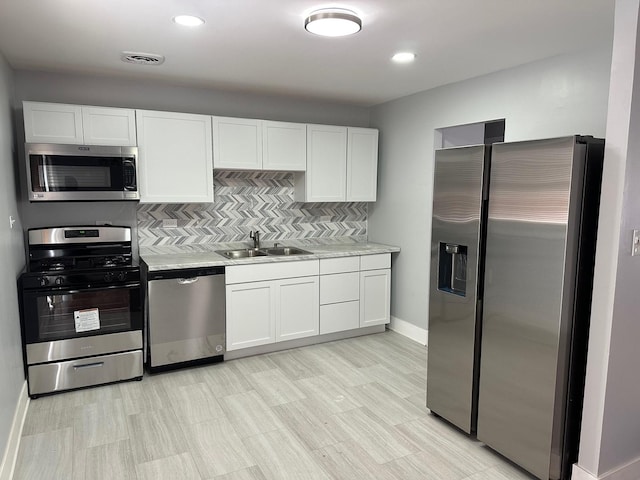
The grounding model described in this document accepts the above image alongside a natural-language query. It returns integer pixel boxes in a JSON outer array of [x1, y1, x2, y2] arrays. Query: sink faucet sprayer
[[250, 230, 260, 249]]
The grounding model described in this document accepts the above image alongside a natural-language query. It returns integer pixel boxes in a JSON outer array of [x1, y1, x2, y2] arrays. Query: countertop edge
[[142, 243, 400, 271]]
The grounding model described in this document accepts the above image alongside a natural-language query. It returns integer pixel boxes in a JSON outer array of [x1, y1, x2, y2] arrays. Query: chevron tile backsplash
[[137, 171, 368, 247]]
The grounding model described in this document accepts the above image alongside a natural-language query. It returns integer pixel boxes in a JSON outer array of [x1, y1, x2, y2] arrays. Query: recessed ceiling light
[[305, 9, 362, 37], [173, 15, 205, 27], [392, 52, 416, 63]]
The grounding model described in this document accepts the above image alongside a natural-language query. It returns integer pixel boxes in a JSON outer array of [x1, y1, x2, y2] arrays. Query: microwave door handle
[[41, 158, 50, 192], [122, 159, 136, 190]]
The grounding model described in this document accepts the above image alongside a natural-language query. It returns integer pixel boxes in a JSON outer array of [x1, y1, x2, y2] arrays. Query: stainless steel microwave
[[25, 143, 139, 202]]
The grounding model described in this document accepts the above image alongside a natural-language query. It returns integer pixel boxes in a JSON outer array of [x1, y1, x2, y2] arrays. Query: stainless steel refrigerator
[[426, 136, 604, 480]]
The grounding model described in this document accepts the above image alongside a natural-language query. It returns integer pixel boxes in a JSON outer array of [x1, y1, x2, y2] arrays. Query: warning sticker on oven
[[74, 308, 100, 333]]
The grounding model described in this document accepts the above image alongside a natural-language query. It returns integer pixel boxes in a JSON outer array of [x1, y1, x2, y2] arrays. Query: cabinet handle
[[178, 277, 199, 285], [73, 362, 104, 370]]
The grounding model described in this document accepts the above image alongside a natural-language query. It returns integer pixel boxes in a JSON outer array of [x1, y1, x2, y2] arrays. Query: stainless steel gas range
[[18, 226, 143, 397]]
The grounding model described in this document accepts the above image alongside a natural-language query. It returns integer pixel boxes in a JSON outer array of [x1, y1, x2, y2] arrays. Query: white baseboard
[[0, 381, 29, 480], [388, 316, 428, 346], [573, 457, 640, 480]]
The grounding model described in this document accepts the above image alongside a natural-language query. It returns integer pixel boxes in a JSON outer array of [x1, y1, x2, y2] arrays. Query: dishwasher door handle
[[177, 277, 199, 285]]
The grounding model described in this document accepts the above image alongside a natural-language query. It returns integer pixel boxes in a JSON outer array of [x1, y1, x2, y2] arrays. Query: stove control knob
[[104, 272, 115, 282], [117, 272, 127, 282], [39, 277, 49, 287], [55, 277, 64, 286]]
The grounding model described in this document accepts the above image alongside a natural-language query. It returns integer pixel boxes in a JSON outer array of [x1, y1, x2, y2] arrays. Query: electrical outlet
[[163, 219, 178, 228], [632, 230, 640, 256]]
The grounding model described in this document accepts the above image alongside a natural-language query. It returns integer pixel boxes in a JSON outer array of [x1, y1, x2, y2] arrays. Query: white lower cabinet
[[276, 276, 319, 341], [226, 281, 275, 351], [360, 268, 391, 327], [319, 257, 360, 335], [226, 254, 392, 353], [320, 301, 360, 335], [225, 261, 319, 351]]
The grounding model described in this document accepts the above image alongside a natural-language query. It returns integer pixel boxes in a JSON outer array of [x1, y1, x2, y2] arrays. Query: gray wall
[[12, 70, 371, 253], [13, 70, 370, 125], [577, 0, 640, 475], [369, 46, 612, 330], [0, 54, 26, 461]]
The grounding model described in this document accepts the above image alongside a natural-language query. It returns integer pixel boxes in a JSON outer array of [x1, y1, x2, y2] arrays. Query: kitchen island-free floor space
[[13, 331, 534, 480]]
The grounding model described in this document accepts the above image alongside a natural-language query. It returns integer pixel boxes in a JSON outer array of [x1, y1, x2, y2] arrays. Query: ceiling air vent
[[120, 51, 165, 66]]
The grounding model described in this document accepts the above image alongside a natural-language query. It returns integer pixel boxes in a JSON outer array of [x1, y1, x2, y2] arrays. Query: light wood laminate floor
[[13, 331, 534, 479]]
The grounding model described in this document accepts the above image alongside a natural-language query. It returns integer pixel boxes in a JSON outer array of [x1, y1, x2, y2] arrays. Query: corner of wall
[[0, 381, 28, 480]]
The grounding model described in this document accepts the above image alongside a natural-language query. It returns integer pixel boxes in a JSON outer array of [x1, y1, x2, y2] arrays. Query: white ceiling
[[0, 0, 614, 107]]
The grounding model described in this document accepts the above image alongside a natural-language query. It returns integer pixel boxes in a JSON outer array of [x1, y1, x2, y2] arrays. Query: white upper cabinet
[[295, 125, 378, 203], [262, 121, 306, 171], [212, 116, 262, 170], [213, 117, 307, 171], [23, 101, 136, 146], [346, 127, 378, 202], [136, 110, 214, 203], [82, 107, 137, 146], [24, 102, 83, 144], [295, 124, 347, 202]]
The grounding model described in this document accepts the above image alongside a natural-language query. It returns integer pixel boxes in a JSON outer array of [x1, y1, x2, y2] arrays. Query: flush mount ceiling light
[[173, 15, 205, 27], [392, 52, 416, 63], [305, 9, 362, 37]]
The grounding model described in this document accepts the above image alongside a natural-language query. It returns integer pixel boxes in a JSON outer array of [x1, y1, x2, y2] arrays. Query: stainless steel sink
[[216, 248, 268, 259], [260, 247, 312, 256]]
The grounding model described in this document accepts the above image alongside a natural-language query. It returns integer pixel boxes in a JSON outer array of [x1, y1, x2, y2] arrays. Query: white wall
[[0, 53, 26, 462], [576, 0, 640, 477], [368, 47, 612, 329]]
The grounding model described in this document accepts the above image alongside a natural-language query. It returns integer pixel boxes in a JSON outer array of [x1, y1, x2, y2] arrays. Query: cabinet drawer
[[27, 350, 142, 396], [360, 253, 391, 271], [226, 260, 319, 284], [320, 272, 359, 304], [319, 256, 360, 275], [320, 301, 360, 334]]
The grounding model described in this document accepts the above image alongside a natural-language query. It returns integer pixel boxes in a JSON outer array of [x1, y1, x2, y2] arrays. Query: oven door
[[21, 283, 142, 346]]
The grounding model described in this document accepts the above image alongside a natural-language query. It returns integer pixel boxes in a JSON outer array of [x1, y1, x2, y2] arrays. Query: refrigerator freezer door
[[427, 145, 487, 433], [478, 137, 582, 480]]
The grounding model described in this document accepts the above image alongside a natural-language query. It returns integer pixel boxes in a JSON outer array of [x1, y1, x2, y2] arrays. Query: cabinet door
[[346, 127, 378, 201], [360, 269, 391, 327], [212, 116, 262, 170], [262, 121, 306, 171], [137, 110, 213, 203], [82, 107, 137, 146], [276, 276, 319, 342], [23, 102, 83, 144], [226, 281, 276, 351], [302, 124, 347, 202]]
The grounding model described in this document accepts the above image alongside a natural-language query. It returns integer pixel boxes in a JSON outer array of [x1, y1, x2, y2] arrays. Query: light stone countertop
[[140, 242, 400, 271]]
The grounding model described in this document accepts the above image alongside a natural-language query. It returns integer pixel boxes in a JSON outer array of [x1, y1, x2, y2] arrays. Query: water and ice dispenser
[[438, 242, 467, 296]]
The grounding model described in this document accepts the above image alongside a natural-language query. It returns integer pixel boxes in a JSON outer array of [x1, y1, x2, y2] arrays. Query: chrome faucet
[[249, 230, 260, 249]]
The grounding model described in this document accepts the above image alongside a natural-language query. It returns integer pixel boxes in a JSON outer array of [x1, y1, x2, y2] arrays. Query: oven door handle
[[73, 361, 104, 370], [26, 282, 140, 295]]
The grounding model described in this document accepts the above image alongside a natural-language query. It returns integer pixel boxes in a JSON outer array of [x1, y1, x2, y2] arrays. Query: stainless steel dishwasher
[[147, 266, 225, 372]]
